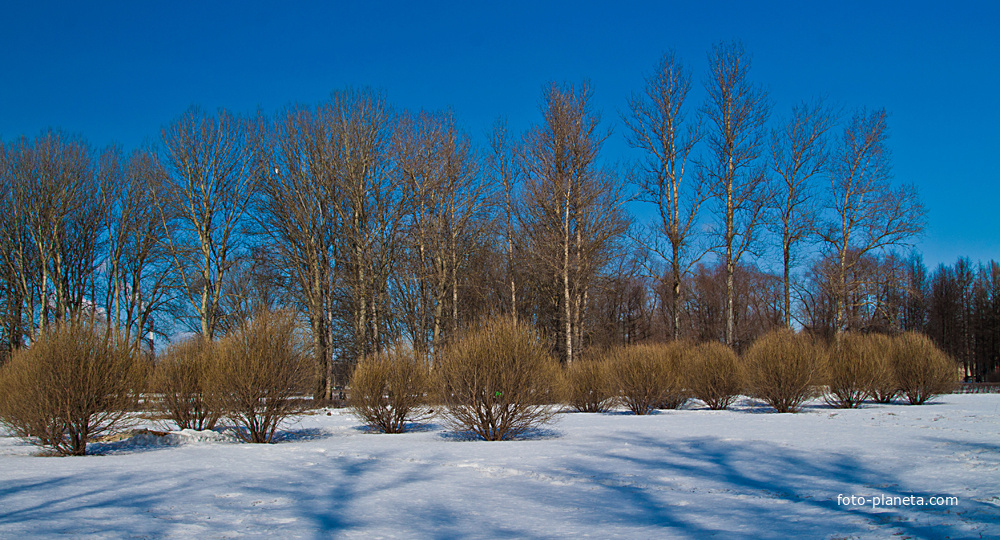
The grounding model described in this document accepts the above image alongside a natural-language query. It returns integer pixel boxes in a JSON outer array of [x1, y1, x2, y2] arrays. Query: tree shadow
[[2, 426, 997, 538], [0, 471, 247, 537], [351, 421, 441, 434], [438, 426, 563, 441], [528, 433, 999, 538]]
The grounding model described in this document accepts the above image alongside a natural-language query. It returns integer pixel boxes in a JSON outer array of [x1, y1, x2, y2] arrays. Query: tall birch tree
[[521, 82, 627, 364], [819, 108, 925, 335], [624, 51, 706, 340], [701, 42, 772, 347], [769, 100, 836, 327]]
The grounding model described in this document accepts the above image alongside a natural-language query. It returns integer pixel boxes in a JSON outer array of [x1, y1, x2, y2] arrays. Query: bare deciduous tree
[[701, 41, 772, 348], [0, 132, 105, 341], [0, 139, 30, 355], [487, 118, 522, 321], [818, 108, 925, 335], [100, 148, 175, 353], [769, 100, 836, 327], [395, 110, 486, 358], [325, 88, 405, 365], [255, 104, 339, 399], [624, 51, 706, 340], [521, 82, 628, 364], [159, 107, 255, 340]]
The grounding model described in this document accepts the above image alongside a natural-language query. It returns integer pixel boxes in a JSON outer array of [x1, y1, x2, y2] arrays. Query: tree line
[[1, 41, 990, 399]]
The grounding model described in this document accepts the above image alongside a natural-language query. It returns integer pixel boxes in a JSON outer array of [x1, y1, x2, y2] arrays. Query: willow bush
[[151, 337, 223, 430], [891, 332, 958, 405], [826, 333, 879, 408], [0, 322, 146, 455], [563, 356, 617, 413], [214, 310, 315, 443], [614, 342, 688, 415], [743, 329, 825, 413], [687, 341, 743, 410], [863, 333, 900, 403], [349, 346, 431, 433], [436, 317, 559, 440]]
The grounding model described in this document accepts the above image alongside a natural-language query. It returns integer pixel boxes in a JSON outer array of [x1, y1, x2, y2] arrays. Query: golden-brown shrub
[[890, 332, 958, 405], [614, 342, 688, 415], [743, 329, 825, 413], [151, 337, 223, 430], [349, 346, 431, 433], [687, 341, 742, 410], [825, 333, 881, 408], [436, 317, 558, 440], [0, 322, 145, 455], [563, 358, 616, 413], [213, 310, 315, 443], [864, 334, 899, 403]]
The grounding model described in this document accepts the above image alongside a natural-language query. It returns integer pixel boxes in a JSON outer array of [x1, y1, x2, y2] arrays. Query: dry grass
[[435, 317, 559, 440], [891, 332, 958, 405], [0, 321, 145, 455], [743, 329, 825, 413], [563, 357, 616, 413], [213, 310, 316, 443], [349, 346, 431, 433], [613, 342, 688, 415], [151, 337, 223, 430], [686, 341, 743, 410]]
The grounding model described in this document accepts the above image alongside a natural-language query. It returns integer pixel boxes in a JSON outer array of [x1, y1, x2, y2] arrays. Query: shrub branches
[[151, 337, 223, 430], [826, 333, 881, 408], [614, 342, 688, 415], [687, 342, 742, 410], [349, 347, 431, 433], [436, 317, 558, 440], [0, 321, 145, 455], [891, 332, 957, 405], [743, 329, 824, 413], [214, 310, 315, 443], [563, 357, 616, 413]]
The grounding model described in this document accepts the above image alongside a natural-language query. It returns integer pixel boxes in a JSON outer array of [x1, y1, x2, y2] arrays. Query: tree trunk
[[563, 188, 573, 365]]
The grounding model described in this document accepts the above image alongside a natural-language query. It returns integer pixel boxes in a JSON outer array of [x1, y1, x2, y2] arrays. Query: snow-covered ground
[[1, 395, 998, 539]]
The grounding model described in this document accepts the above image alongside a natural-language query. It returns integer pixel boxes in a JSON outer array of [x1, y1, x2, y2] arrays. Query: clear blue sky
[[2, 1, 997, 270]]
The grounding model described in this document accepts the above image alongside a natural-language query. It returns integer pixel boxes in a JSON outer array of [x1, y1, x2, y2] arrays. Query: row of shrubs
[[0, 311, 312, 455], [0, 315, 959, 454], [348, 320, 958, 440], [581, 330, 955, 414]]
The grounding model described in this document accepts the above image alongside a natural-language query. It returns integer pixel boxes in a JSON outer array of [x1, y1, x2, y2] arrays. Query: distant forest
[[0, 42, 995, 398]]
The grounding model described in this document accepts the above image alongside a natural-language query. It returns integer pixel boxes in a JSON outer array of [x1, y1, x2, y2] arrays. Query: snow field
[[1, 395, 998, 538]]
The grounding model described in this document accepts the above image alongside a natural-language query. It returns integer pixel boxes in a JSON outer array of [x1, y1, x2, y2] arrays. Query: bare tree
[[254, 104, 339, 399], [325, 88, 405, 365], [623, 51, 706, 340], [685, 260, 782, 348], [521, 82, 628, 363], [217, 247, 290, 334], [0, 138, 28, 355], [701, 41, 772, 348], [487, 118, 523, 321], [769, 100, 836, 327], [587, 253, 654, 348], [818, 108, 925, 335], [99, 148, 175, 353], [395, 110, 486, 358], [0, 131, 105, 338], [159, 107, 255, 340]]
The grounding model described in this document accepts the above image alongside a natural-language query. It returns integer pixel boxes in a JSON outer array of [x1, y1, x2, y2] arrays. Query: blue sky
[[1, 1, 997, 270]]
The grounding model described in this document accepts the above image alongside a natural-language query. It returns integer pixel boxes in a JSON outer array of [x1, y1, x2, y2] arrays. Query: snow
[[1, 395, 998, 538]]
